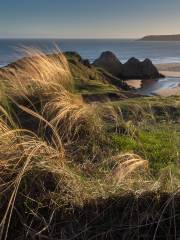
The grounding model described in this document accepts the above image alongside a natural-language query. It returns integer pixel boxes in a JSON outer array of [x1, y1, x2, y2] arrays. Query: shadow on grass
[[6, 192, 180, 240]]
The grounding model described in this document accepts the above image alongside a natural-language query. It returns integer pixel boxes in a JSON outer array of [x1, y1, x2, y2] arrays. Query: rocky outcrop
[[93, 52, 164, 79], [93, 51, 123, 77], [64, 51, 83, 62], [64, 52, 91, 68], [82, 59, 91, 68], [122, 58, 164, 79]]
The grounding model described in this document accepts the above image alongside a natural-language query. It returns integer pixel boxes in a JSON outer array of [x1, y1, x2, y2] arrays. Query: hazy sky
[[0, 0, 180, 38]]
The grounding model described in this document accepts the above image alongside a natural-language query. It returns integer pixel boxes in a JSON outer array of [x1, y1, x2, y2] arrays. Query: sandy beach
[[155, 63, 180, 96], [156, 63, 180, 77], [154, 86, 180, 96], [125, 79, 142, 89], [126, 63, 180, 96]]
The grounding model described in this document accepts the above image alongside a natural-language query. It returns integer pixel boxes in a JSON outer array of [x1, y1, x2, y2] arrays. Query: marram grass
[[0, 48, 179, 239]]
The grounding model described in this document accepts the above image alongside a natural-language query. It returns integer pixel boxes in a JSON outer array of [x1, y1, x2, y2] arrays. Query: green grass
[[1, 50, 180, 239], [74, 81, 119, 94], [111, 122, 180, 175], [110, 96, 180, 176], [113, 96, 180, 121], [65, 52, 126, 95]]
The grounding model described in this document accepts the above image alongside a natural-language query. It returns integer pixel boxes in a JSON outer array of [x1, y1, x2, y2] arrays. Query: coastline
[[155, 63, 180, 96], [126, 63, 180, 96], [124, 79, 142, 89], [1, 51, 180, 97], [154, 86, 180, 96], [156, 63, 180, 78]]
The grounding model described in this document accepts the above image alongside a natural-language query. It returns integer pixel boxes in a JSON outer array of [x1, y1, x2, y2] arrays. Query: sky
[[0, 0, 180, 38]]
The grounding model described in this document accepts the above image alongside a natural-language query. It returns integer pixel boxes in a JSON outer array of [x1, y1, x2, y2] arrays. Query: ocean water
[[130, 77, 180, 96], [0, 38, 180, 95], [1, 39, 180, 66]]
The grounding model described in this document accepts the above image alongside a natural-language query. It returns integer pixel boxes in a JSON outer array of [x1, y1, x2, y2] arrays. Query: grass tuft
[[0, 48, 179, 239]]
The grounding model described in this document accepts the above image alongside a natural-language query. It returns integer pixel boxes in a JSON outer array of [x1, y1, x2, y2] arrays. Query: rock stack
[[93, 52, 164, 79], [93, 51, 123, 77]]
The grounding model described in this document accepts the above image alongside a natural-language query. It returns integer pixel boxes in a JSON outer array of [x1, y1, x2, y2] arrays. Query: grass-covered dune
[[0, 49, 180, 239]]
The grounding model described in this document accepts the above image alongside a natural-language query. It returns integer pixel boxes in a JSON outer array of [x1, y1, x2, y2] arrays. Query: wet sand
[[155, 63, 180, 96], [126, 63, 180, 96]]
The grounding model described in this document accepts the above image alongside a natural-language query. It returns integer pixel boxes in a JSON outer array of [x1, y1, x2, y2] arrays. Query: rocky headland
[[93, 51, 164, 79], [139, 34, 180, 41]]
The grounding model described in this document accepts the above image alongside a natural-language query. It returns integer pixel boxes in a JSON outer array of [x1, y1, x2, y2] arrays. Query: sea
[[0, 38, 180, 95]]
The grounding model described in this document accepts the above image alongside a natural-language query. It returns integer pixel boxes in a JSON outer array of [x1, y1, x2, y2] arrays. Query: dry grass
[[111, 153, 149, 183], [0, 48, 179, 239], [4, 48, 72, 96], [0, 48, 110, 239], [3, 48, 105, 143]]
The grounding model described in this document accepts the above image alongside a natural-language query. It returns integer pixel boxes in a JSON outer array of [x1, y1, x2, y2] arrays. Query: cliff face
[[139, 34, 180, 41]]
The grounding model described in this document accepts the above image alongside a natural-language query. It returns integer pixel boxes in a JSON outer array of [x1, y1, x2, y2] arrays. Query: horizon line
[[0, 33, 179, 40], [0, 37, 138, 40]]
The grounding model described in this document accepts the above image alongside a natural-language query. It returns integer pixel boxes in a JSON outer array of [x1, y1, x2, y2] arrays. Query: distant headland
[[139, 34, 180, 41]]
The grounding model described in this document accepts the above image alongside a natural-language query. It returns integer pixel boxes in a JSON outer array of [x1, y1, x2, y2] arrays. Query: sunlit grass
[[0, 48, 179, 239]]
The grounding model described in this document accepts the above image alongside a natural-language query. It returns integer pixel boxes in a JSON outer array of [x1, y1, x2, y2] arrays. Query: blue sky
[[0, 0, 180, 38]]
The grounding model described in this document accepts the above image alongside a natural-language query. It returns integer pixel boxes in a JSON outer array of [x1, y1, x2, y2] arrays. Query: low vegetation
[[0, 49, 179, 239]]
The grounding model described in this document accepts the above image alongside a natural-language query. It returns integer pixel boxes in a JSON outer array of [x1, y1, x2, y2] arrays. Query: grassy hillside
[[0, 49, 179, 239]]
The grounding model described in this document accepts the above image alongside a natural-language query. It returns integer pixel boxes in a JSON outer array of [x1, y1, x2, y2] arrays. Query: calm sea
[[1, 39, 180, 66], [0, 38, 180, 95]]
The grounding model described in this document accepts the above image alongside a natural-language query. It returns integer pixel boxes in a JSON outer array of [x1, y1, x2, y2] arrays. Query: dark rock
[[142, 58, 161, 78], [93, 51, 123, 77], [122, 57, 164, 79], [64, 51, 83, 62], [65, 52, 92, 68], [93, 52, 163, 80], [64, 51, 90, 67], [83, 59, 91, 68]]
